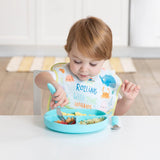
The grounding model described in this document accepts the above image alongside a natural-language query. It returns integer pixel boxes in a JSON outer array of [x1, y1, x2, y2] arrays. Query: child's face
[[68, 43, 105, 81]]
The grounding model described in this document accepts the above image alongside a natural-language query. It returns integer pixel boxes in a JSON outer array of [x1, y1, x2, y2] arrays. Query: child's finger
[[122, 80, 129, 91], [125, 82, 133, 92], [53, 88, 64, 97], [52, 92, 59, 97], [128, 84, 136, 93], [124, 79, 129, 85], [51, 95, 58, 101], [136, 85, 140, 90], [54, 92, 66, 102], [51, 89, 64, 99], [53, 97, 66, 107], [121, 83, 125, 92], [60, 98, 69, 107], [50, 101, 55, 107], [50, 101, 56, 109], [134, 85, 140, 92]]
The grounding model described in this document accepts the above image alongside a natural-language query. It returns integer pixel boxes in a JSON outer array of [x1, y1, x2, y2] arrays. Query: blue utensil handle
[[111, 116, 119, 126], [47, 83, 58, 103], [47, 83, 56, 94]]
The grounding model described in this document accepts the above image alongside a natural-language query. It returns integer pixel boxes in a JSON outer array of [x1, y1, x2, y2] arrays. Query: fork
[[56, 107, 66, 122], [47, 83, 66, 122]]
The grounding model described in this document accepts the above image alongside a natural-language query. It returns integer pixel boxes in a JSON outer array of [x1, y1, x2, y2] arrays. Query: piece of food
[[62, 112, 75, 116], [79, 117, 105, 125], [74, 112, 86, 116], [55, 117, 76, 125], [56, 120, 68, 124]]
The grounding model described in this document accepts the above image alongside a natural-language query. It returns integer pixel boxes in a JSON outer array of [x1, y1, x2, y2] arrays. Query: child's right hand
[[50, 84, 69, 109]]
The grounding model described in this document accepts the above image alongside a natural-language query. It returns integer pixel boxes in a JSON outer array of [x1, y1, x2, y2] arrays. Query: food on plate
[[55, 117, 76, 125], [62, 111, 95, 116], [62, 112, 75, 116], [79, 117, 105, 125], [75, 112, 86, 116], [55, 112, 104, 125]]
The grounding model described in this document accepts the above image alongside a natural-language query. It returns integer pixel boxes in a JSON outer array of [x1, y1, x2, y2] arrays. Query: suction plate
[[44, 108, 108, 134]]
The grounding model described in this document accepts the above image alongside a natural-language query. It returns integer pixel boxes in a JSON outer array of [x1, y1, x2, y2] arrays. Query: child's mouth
[[79, 74, 88, 78]]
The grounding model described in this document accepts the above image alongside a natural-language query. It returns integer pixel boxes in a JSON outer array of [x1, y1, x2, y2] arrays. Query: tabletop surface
[[0, 116, 160, 160]]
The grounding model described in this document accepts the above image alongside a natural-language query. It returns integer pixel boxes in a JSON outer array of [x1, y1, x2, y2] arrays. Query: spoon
[[47, 83, 66, 122], [111, 116, 120, 130]]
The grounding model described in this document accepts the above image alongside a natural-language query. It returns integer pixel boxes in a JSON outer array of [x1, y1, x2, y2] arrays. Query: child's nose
[[80, 64, 88, 72]]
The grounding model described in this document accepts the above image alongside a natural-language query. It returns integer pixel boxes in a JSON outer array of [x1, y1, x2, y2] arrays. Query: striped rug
[[6, 57, 136, 73]]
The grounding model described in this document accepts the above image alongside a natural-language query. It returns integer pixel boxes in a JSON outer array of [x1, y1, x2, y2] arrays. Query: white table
[[0, 116, 160, 160]]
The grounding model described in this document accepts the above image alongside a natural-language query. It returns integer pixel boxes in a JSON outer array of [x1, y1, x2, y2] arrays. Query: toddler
[[35, 17, 140, 115]]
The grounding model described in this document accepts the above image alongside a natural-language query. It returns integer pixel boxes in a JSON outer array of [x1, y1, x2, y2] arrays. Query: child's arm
[[35, 72, 68, 107], [35, 72, 57, 90], [114, 80, 140, 115]]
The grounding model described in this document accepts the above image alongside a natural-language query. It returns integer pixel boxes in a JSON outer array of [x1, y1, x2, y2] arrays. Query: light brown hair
[[64, 16, 112, 60]]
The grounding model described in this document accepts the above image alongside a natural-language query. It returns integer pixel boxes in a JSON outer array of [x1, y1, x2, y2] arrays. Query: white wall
[[130, 0, 160, 47], [0, 0, 160, 57]]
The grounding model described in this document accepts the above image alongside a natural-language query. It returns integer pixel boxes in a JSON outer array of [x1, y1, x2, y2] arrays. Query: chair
[[33, 70, 42, 115]]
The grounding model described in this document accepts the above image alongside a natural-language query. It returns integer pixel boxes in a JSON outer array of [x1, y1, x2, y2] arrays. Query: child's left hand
[[121, 80, 140, 101]]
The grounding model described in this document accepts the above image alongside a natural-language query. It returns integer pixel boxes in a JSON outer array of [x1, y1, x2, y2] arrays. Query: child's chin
[[79, 77, 89, 81]]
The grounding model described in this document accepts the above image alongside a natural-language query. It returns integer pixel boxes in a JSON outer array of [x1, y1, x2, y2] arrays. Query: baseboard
[[0, 46, 160, 58], [112, 47, 160, 58]]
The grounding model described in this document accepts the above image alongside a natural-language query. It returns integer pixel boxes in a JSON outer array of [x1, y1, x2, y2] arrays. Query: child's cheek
[[94, 67, 101, 75], [71, 64, 78, 74]]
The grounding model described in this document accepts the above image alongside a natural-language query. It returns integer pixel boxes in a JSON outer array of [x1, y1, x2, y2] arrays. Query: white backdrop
[[130, 0, 160, 47]]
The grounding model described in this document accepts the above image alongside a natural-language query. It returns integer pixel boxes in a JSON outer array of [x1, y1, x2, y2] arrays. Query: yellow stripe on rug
[[109, 58, 124, 72], [18, 57, 34, 72], [42, 57, 55, 70], [6, 57, 136, 73]]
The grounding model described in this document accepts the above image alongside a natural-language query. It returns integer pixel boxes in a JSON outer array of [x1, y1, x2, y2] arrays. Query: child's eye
[[90, 63, 97, 67], [74, 60, 82, 64]]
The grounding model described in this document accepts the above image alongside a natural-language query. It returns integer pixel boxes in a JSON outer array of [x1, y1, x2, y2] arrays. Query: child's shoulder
[[50, 63, 72, 77], [49, 63, 70, 82]]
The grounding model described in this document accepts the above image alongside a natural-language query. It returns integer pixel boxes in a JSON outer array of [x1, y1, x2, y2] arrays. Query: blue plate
[[44, 108, 109, 134]]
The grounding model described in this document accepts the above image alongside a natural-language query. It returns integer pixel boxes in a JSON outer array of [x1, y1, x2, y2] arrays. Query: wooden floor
[[0, 58, 160, 115]]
